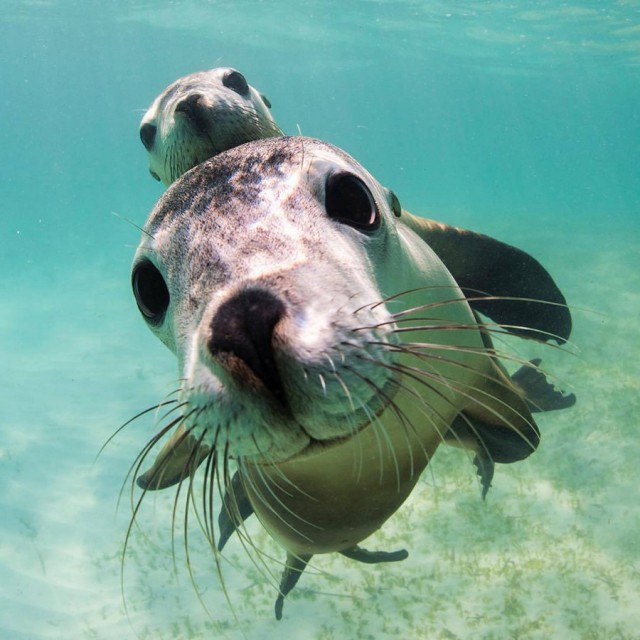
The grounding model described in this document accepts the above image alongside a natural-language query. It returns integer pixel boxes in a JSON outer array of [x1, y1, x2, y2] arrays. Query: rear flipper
[[275, 552, 312, 620], [472, 447, 495, 501], [340, 545, 408, 564], [274, 545, 408, 619], [446, 359, 575, 499], [447, 412, 539, 500], [512, 358, 576, 413]]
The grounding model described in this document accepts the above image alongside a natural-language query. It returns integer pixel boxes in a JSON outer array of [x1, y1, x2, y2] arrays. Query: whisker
[[326, 366, 367, 481], [117, 413, 186, 513], [219, 453, 283, 591], [111, 210, 155, 240], [96, 398, 179, 462], [239, 456, 321, 541], [341, 366, 402, 490], [353, 284, 460, 315], [387, 356, 539, 454]]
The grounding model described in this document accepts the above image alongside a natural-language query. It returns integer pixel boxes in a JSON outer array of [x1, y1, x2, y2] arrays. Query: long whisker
[[117, 413, 186, 513], [96, 398, 179, 462], [240, 455, 320, 541], [384, 354, 539, 454], [341, 366, 403, 489], [219, 454, 283, 591], [327, 366, 368, 481]]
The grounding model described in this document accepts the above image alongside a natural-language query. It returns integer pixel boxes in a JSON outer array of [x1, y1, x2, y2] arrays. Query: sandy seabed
[[0, 222, 638, 640]]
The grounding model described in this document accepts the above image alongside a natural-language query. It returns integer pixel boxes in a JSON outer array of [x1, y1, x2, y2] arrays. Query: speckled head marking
[[126, 136, 575, 619], [139, 67, 283, 185]]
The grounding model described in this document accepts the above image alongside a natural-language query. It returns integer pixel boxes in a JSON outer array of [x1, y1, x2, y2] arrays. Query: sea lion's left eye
[[325, 172, 380, 232], [132, 259, 170, 325], [223, 70, 250, 96]]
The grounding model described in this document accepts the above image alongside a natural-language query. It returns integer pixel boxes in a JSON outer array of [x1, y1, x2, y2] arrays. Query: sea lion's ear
[[400, 212, 572, 344], [384, 188, 402, 218], [260, 93, 272, 109]]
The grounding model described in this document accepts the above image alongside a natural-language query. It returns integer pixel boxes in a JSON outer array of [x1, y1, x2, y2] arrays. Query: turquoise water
[[1, 2, 639, 638]]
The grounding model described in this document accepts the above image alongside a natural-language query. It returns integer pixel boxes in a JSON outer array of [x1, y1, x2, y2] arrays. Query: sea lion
[[139, 67, 283, 185], [129, 137, 575, 618]]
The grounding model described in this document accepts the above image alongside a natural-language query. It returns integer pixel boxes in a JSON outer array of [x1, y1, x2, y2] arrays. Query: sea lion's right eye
[[325, 172, 380, 232], [223, 70, 249, 96], [132, 259, 170, 325]]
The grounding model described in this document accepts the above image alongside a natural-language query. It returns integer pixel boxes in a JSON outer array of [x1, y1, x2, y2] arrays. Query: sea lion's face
[[132, 137, 472, 464], [139, 67, 283, 185]]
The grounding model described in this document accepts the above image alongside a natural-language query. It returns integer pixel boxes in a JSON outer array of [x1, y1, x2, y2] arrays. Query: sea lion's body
[[130, 137, 574, 616]]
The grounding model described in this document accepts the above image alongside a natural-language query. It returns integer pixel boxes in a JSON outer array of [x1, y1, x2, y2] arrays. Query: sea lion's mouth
[[292, 425, 371, 459], [136, 379, 396, 490], [282, 373, 401, 461]]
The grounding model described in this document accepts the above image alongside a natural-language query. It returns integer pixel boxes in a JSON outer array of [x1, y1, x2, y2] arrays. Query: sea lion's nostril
[[209, 289, 287, 405], [175, 93, 204, 118]]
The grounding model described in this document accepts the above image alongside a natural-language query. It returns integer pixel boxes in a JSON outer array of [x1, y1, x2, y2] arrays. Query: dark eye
[[132, 259, 170, 325], [140, 122, 157, 150], [325, 172, 379, 231], [222, 70, 249, 96]]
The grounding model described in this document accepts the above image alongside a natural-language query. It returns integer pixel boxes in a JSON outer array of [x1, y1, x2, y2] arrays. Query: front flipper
[[275, 552, 312, 620], [340, 545, 408, 563], [217, 470, 255, 551], [400, 212, 572, 343], [137, 423, 210, 490]]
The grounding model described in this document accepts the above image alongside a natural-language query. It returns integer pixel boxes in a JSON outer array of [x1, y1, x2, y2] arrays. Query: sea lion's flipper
[[136, 423, 210, 490], [472, 449, 495, 500], [400, 212, 572, 344], [445, 354, 574, 497], [275, 552, 312, 620], [217, 471, 255, 551], [340, 545, 408, 564], [511, 358, 576, 413], [444, 352, 541, 498], [446, 410, 535, 499], [458, 413, 539, 463], [456, 353, 541, 460]]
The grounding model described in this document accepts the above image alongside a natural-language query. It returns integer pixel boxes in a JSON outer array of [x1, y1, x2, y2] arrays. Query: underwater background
[[1, 1, 639, 638]]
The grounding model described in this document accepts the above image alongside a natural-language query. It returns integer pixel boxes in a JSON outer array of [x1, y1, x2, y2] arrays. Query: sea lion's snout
[[208, 288, 287, 407], [174, 93, 211, 133]]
